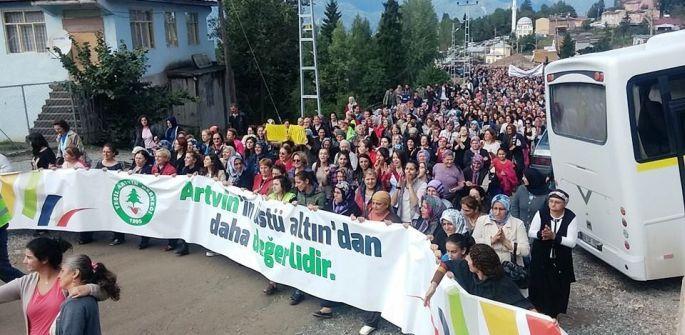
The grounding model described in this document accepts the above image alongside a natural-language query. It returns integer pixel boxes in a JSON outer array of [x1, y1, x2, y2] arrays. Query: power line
[[227, 0, 282, 122]]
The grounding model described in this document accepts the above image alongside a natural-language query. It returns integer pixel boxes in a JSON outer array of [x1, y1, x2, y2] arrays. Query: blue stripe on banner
[[37, 195, 62, 227]]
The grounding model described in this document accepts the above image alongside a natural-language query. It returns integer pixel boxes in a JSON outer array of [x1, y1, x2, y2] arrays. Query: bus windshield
[[550, 83, 607, 144]]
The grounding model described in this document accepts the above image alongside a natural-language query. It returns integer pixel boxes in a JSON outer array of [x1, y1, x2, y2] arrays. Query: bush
[[53, 33, 193, 147]]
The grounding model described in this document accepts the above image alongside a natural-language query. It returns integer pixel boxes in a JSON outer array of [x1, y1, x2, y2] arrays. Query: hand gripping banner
[[1, 170, 563, 335]]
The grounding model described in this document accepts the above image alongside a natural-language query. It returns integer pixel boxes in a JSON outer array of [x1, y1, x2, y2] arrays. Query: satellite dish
[[47, 29, 72, 53]]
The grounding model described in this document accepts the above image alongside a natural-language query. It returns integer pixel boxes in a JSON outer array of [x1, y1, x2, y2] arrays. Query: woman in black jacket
[[527, 189, 577, 319]]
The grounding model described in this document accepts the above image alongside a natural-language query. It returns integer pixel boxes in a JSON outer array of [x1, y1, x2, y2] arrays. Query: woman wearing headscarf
[[431, 208, 469, 258], [472, 195, 530, 265], [463, 137, 490, 170], [352, 190, 401, 335], [312, 181, 362, 319], [411, 195, 447, 239], [511, 168, 550, 231], [425, 179, 453, 209], [528, 189, 578, 320], [463, 154, 489, 190]]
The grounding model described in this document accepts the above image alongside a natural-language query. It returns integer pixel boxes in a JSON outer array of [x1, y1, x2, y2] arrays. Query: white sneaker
[[359, 325, 376, 335], [205, 251, 218, 257]]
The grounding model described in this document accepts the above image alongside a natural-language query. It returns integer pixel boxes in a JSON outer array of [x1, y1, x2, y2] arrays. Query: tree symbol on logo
[[127, 188, 142, 215]]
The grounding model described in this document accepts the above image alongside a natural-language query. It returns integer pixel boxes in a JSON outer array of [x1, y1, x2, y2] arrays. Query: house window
[[3, 11, 47, 53], [186, 12, 199, 45], [130, 9, 154, 49], [164, 11, 178, 47]]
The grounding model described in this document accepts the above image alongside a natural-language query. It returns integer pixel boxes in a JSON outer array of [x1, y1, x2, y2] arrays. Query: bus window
[[630, 80, 670, 160], [549, 83, 607, 144]]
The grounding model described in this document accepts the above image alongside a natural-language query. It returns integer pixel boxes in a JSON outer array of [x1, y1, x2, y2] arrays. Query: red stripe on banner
[[407, 295, 440, 335], [526, 314, 562, 335], [57, 208, 92, 227]]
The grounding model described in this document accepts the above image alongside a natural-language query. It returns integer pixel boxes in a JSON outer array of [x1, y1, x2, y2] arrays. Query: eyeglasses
[[213, 138, 221, 141], [293, 159, 301, 162]]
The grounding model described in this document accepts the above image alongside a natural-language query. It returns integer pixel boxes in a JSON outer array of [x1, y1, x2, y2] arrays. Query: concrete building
[[0, 0, 217, 141], [484, 40, 512, 64], [516, 17, 533, 38], [535, 18, 550, 36]]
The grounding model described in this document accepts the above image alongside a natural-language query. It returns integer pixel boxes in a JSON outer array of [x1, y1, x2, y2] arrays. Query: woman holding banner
[[351, 191, 401, 335], [312, 181, 362, 319]]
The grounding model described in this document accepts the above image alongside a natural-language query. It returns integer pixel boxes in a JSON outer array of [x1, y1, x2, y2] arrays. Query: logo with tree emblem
[[111, 179, 156, 226]]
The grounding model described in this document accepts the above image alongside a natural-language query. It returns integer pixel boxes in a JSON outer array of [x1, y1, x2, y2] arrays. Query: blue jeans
[[0, 225, 24, 282]]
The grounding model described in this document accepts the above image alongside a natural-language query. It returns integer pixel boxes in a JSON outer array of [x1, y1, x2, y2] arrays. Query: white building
[[0, 0, 217, 141], [516, 17, 534, 38]]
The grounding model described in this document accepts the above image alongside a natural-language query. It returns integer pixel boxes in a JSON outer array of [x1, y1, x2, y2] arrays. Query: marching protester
[[528, 189, 578, 319], [53, 120, 86, 166], [3, 64, 558, 332], [53, 254, 120, 335]]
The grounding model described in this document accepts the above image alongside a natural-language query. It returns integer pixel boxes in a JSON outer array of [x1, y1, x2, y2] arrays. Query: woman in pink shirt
[[0, 237, 104, 335]]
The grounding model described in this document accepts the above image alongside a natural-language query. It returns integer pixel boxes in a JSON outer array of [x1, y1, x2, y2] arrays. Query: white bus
[[544, 30, 685, 280]]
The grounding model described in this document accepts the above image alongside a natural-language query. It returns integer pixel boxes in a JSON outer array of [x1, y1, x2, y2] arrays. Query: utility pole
[[217, 0, 236, 128], [297, 0, 322, 118], [457, 1, 478, 79]]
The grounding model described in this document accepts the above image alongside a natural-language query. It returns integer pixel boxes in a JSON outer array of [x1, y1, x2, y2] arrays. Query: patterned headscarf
[[333, 181, 356, 215], [413, 195, 447, 235], [426, 179, 445, 197], [440, 209, 468, 235], [489, 194, 511, 225]]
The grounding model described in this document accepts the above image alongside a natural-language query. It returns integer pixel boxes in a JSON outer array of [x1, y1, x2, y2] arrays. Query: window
[[3, 11, 47, 53], [130, 10, 154, 49], [164, 11, 178, 47], [628, 69, 685, 161], [549, 83, 607, 144], [186, 12, 199, 45]]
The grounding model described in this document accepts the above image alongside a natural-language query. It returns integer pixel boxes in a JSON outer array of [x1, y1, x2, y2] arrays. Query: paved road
[[1, 149, 681, 334]]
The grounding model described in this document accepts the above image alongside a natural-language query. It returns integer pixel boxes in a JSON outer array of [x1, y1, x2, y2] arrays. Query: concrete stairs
[[30, 83, 81, 143]]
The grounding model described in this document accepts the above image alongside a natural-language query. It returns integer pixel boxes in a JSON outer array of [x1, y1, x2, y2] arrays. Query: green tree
[[400, 0, 439, 84], [376, 0, 407, 88], [52, 33, 192, 146], [438, 13, 454, 51], [559, 32, 575, 58], [618, 13, 631, 36], [587, 0, 605, 19], [519, 0, 536, 20], [415, 65, 450, 88], [127, 188, 142, 206], [320, 0, 342, 44], [219, 0, 299, 123], [518, 33, 537, 52], [546, 1, 578, 17], [321, 22, 351, 112]]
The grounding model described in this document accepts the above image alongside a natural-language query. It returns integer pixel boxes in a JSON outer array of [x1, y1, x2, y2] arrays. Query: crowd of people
[[1, 67, 579, 335]]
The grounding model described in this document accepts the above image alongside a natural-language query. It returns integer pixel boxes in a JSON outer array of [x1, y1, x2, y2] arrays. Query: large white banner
[[1, 170, 562, 335], [508, 64, 544, 78]]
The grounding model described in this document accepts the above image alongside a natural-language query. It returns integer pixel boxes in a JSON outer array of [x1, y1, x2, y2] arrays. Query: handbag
[[502, 242, 529, 289]]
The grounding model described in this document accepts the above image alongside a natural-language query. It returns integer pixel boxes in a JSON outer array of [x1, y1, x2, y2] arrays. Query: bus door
[[628, 68, 685, 277]]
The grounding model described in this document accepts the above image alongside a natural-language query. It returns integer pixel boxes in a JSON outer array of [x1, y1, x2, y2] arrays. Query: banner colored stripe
[[480, 301, 518, 335], [37, 195, 62, 226], [22, 172, 41, 219], [57, 208, 91, 227], [0, 173, 18, 216], [526, 314, 561, 335], [636, 157, 677, 172], [448, 288, 469, 335]]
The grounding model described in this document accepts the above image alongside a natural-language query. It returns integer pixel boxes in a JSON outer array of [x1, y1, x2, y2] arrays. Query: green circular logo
[[111, 179, 157, 226]]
